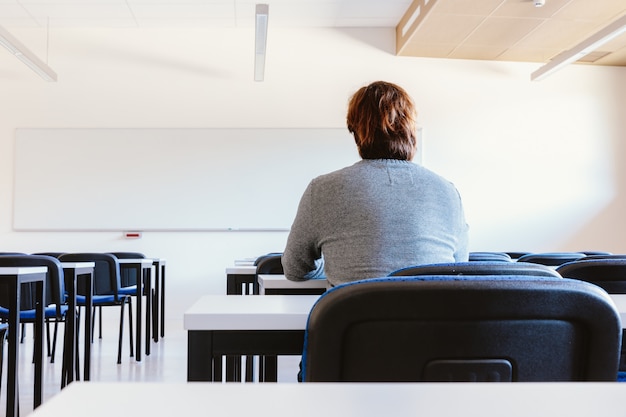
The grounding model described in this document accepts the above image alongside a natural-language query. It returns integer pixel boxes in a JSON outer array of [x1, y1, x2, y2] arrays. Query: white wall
[[1, 26, 625, 317]]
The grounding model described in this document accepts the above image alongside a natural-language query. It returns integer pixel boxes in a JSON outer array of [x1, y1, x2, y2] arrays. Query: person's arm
[[453, 189, 470, 262], [282, 182, 325, 281]]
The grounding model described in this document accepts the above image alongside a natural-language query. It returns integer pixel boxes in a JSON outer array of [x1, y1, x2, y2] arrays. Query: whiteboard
[[14, 128, 359, 231]]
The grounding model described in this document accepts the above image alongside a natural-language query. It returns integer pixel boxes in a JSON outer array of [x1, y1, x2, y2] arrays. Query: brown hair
[[346, 81, 417, 160]]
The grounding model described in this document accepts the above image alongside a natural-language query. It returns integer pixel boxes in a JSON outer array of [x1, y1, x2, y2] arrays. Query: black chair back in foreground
[[302, 275, 621, 382], [389, 261, 562, 278]]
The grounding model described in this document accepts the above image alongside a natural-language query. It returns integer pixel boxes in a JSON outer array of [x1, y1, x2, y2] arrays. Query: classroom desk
[[185, 294, 319, 382], [225, 265, 258, 295], [0, 266, 46, 417], [117, 258, 153, 361], [185, 293, 626, 383], [29, 381, 626, 417], [60, 262, 94, 386], [258, 274, 328, 295]]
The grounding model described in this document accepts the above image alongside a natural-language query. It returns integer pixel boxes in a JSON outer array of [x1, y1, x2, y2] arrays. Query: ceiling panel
[[0, 0, 625, 68], [397, 0, 626, 67]]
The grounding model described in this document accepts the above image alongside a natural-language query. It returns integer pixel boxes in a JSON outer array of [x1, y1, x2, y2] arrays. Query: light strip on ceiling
[[0, 24, 57, 82], [531, 14, 626, 81], [254, 4, 269, 82]]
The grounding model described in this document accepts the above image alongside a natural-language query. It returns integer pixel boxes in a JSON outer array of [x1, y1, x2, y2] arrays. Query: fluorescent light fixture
[[0, 24, 57, 82], [254, 4, 269, 82], [531, 14, 626, 81]]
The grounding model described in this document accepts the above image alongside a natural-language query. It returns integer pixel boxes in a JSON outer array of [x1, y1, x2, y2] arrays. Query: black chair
[[468, 252, 512, 262], [302, 275, 621, 382], [0, 255, 68, 364], [58, 253, 133, 364], [557, 258, 626, 294], [516, 252, 586, 267], [389, 261, 562, 278], [32, 252, 66, 258], [556, 258, 626, 372]]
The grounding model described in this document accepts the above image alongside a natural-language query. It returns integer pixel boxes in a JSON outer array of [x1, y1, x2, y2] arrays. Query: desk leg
[[187, 331, 214, 382], [135, 266, 143, 362], [6, 280, 19, 417], [83, 275, 93, 381], [160, 264, 165, 338], [33, 280, 45, 407], [144, 268, 151, 356]]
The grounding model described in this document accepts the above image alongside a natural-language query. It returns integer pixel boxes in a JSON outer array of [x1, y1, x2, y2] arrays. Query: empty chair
[[255, 254, 284, 275], [517, 252, 586, 267], [32, 252, 66, 258], [557, 258, 626, 373], [468, 252, 512, 262], [302, 275, 621, 382], [389, 261, 562, 278], [0, 255, 69, 363], [58, 253, 133, 364], [557, 258, 626, 294], [505, 252, 531, 260]]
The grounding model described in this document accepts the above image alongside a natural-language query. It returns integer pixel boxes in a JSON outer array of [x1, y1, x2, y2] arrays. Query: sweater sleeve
[[282, 181, 325, 281]]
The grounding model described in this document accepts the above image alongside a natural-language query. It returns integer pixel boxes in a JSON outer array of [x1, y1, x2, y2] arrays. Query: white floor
[[2, 308, 300, 415]]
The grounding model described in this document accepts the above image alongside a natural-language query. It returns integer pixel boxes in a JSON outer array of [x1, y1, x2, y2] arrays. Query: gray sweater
[[282, 159, 469, 287]]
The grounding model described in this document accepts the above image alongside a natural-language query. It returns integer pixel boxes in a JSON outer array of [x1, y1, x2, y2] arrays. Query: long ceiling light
[[531, 14, 626, 81], [254, 4, 269, 82], [0, 24, 57, 82]]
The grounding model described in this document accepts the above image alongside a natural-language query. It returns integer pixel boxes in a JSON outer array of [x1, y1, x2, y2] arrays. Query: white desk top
[[225, 265, 257, 275], [258, 274, 328, 291], [60, 262, 95, 269], [30, 381, 626, 417], [184, 294, 626, 331], [184, 294, 319, 331], [117, 258, 153, 267], [0, 266, 47, 275]]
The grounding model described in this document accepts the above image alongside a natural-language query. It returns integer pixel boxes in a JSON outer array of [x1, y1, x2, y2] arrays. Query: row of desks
[[0, 257, 167, 416]]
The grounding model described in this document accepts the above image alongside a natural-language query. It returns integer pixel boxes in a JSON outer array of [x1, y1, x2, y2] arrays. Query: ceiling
[[0, 0, 625, 67], [397, 0, 626, 66]]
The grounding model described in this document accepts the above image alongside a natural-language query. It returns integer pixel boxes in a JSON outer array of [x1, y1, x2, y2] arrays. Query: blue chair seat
[[76, 294, 118, 305], [0, 304, 68, 320], [118, 286, 137, 296]]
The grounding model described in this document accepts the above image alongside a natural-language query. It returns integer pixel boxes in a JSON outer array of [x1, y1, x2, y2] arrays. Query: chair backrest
[[0, 254, 65, 313], [302, 275, 621, 382], [389, 261, 562, 278], [255, 254, 284, 275], [468, 252, 512, 262], [516, 252, 586, 266], [58, 253, 122, 299], [557, 259, 626, 294], [108, 252, 146, 287], [32, 252, 66, 258], [253, 252, 283, 266]]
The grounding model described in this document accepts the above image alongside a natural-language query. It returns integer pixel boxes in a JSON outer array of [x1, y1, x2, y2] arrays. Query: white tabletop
[[184, 294, 626, 331], [0, 266, 47, 275], [60, 262, 95, 269], [117, 258, 153, 267], [258, 274, 328, 292], [225, 265, 257, 275], [184, 294, 319, 331], [29, 381, 626, 417]]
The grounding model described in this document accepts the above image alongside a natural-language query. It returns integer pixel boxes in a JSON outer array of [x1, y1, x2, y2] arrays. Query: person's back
[[282, 81, 469, 287]]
